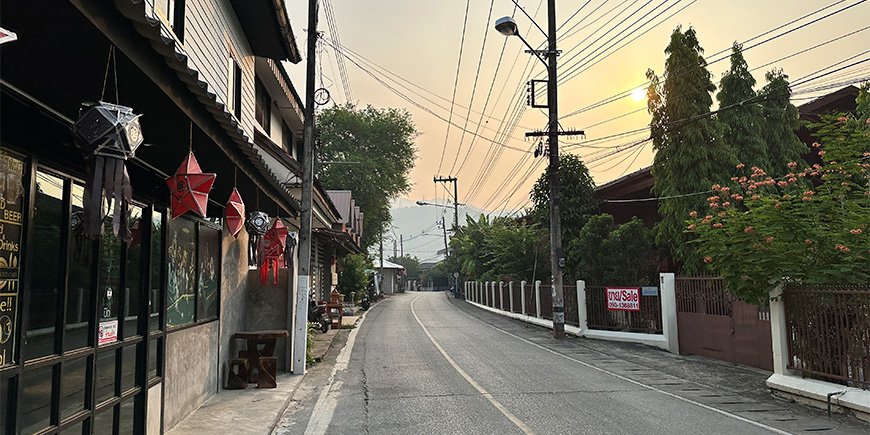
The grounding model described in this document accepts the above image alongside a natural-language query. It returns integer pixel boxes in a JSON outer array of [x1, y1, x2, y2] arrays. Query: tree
[[337, 254, 371, 300], [531, 153, 597, 239], [450, 214, 549, 283], [717, 43, 769, 171], [758, 70, 807, 177], [388, 255, 421, 280], [647, 27, 735, 272], [318, 104, 418, 249], [690, 100, 870, 303], [567, 215, 657, 284]]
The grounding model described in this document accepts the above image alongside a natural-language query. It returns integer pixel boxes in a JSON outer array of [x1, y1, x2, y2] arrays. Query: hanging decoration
[[72, 101, 143, 241], [246, 210, 269, 266], [225, 188, 245, 238], [284, 231, 298, 269], [165, 151, 216, 219], [260, 217, 288, 285]]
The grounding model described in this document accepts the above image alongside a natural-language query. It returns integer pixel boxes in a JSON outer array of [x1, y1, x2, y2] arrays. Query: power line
[[437, 0, 473, 174]]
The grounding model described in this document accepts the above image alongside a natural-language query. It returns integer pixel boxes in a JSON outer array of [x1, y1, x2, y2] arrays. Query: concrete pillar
[[509, 281, 514, 313], [769, 284, 792, 375], [576, 280, 587, 332], [498, 282, 504, 310], [535, 280, 542, 318], [484, 282, 490, 306], [659, 273, 679, 354], [520, 281, 527, 315]]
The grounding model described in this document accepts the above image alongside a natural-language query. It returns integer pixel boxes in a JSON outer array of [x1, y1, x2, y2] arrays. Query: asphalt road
[[276, 292, 867, 435]]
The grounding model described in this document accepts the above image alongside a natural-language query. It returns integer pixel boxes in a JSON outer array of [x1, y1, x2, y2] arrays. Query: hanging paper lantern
[[246, 211, 270, 266], [165, 151, 216, 219], [260, 218, 288, 285], [225, 188, 245, 238], [72, 101, 143, 241]]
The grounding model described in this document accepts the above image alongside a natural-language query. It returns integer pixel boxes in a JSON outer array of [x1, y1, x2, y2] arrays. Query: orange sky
[[284, 0, 869, 215]]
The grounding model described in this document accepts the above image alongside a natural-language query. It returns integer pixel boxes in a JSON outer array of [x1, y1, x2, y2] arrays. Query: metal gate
[[676, 277, 773, 371]]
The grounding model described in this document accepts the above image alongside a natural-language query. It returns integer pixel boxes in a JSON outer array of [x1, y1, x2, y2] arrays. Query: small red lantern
[[259, 218, 288, 285], [225, 188, 245, 238], [165, 151, 216, 219]]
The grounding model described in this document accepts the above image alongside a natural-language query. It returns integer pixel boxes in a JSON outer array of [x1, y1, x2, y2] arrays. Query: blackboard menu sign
[[0, 153, 24, 367]]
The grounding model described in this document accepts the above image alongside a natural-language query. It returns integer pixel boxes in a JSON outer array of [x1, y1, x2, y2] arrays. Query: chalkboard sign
[[0, 153, 24, 367]]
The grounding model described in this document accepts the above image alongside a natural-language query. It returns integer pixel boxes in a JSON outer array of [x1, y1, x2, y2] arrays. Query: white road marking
[[411, 295, 535, 435], [452, 298, 792, 435], [303, 311, 364, 435]]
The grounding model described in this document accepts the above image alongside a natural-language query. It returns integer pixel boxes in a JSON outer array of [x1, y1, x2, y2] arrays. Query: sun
[[630, 87, 646, 101]]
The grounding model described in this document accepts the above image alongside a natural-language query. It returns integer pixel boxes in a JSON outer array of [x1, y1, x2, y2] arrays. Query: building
[[376, 260, 405, 295], [0, 1, 361, 433]]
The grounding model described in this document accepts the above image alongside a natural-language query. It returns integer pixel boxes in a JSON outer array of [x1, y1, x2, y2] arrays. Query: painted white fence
[[463, 274, 679, 353]]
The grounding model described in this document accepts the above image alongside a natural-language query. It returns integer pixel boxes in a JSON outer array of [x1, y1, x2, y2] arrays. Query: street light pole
[[545, 0, 566, 338], [495, 0, 566, 338]]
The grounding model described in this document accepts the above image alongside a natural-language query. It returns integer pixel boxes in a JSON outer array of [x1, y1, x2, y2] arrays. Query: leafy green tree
[[758, 70, 807, 177], [531, 153, 597, 239], [450, 214, 549, 282], [422, 261, 451, 289], [567, 215, 657, 284], [717, 43, 769, 171], [690, 103, 870, 303], [388, 254, 421, 280], [337, 254, 371, 300], [647, 27, 735, 272], [318, 104, 418, 249]]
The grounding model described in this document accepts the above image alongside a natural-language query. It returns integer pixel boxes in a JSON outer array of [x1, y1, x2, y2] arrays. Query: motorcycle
[[308, 298, 331, 333]]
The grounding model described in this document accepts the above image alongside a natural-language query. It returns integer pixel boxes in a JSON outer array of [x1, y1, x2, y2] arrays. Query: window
[[166, 218, 221, 328], [230, 59, 242, 120], [154, 0, 185, 42], [0, 152, 24, 368], [282, 121, 294, 155], [255, 78, 271, 133]]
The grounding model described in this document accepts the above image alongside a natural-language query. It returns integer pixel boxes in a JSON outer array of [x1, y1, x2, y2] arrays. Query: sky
[[283, 0, 870, 261]]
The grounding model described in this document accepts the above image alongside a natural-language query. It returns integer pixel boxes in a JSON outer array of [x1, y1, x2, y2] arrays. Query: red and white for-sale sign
[[606, 287, 640, 311]]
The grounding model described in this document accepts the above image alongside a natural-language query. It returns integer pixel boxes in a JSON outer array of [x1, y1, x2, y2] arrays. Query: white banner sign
[[98, 320, 118, 345], [606, 287, 640, 311]]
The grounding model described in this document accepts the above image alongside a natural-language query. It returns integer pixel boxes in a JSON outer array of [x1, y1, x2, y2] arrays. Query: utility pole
[[379, 230, 384, 293], [440, 216, 449, 259], [434, 176, 459, 296], [393, 239, 397, 259], [293, 0, 319, 374], [400, 234, 403, 258], [545, 0, 565, 338]]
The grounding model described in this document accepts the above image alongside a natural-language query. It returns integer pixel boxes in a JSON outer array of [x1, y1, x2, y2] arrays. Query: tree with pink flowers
[[688, 85, 870, 303]]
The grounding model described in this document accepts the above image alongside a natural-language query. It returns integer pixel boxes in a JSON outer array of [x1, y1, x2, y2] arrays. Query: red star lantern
[[225, 188, 245, 238], [260, 218, 288, 285], [166, 152, 216, 219]]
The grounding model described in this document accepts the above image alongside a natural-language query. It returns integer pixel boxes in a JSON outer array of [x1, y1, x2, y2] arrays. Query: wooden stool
[[226, 359, 248, 389], [257, 356, 278, 389]]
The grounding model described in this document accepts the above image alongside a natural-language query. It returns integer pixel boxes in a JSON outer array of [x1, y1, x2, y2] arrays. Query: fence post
[[520, 281, 527, 315], [476, 281, 480, 303], [485, 282, 490, 306], [769, 284, 792, 375], [498, 282, 504, 310], [509, 281, 514, 313], [660, 273, 679, 354], [491, 281, 497, 308], [535, 280, 542, 318], [576, 280, 587, 332]]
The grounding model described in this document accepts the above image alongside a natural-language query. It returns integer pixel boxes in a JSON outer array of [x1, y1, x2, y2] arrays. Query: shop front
[[0, 2, 301, 433]]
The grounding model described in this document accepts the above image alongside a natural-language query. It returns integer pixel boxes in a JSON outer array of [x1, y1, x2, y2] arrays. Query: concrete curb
[[268, 297, 381, 432]]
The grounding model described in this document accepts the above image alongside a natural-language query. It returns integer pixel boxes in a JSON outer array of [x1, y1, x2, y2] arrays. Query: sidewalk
[[168, 312, 362, 435]]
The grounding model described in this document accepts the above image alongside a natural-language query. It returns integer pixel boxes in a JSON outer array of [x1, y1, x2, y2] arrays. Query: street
[[275, 292, 867, 435]]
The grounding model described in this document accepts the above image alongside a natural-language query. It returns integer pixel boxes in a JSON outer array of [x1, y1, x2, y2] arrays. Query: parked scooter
[[308, 297, 331, 333]]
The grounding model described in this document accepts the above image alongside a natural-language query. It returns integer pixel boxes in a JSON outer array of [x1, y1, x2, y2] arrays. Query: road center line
[[452, 298, 791, 435], [410, 295, 535, 435]]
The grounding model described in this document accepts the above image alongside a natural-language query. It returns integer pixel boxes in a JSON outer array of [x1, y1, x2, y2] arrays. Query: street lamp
[[495, 1, 568, 338], [415, 200, 464, 209]]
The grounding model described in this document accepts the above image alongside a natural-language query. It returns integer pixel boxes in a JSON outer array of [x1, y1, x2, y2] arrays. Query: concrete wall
[[245, 268, 291, 371], [163, 321, 220, 431], [218, 230, 250, 389]]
